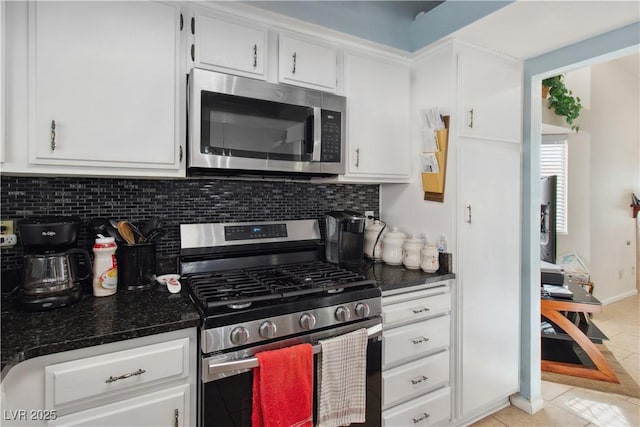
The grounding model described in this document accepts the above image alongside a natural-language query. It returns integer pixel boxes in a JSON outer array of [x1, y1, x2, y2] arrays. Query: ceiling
[[448, 0, 640, 60], [246, 1, 639, 58]]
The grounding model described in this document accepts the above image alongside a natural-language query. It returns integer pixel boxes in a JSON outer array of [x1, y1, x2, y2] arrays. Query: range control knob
[[230, 327, 249, 345], [299, 313, 316, 330], [355, 303, 370, 318], [335, 306, 351, 322], [259, 321, 277, 339]]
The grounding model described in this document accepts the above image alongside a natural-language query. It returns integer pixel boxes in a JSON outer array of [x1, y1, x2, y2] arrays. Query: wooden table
[[540, 283, 619, 383]]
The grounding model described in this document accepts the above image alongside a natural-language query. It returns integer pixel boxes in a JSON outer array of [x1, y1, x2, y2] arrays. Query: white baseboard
[[509, 393, 544, 414], [601, 289, 638, 306]]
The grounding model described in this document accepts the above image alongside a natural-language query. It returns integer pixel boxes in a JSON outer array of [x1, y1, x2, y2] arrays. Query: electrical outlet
[[0, 234, 17, 247], [365, 211, 374, 219], [0, 220, 14, 235]]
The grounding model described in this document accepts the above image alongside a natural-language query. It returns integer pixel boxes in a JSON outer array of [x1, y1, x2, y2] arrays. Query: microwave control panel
[[320, 110, 342, 163]]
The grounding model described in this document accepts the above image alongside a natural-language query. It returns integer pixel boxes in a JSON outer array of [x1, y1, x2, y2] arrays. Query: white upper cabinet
[[341, 51, 411, 182], [24, 1, 184, 175], [456, 44, 522, 143], [193, 8, 267, 79], [278, 34, 338, 92]]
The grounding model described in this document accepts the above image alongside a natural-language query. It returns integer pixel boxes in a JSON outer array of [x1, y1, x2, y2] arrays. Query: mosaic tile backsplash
[[0, 176, 379, 274]]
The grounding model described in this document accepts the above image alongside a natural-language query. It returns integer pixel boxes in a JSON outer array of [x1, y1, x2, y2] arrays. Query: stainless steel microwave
[[188, 68, 346, 176]]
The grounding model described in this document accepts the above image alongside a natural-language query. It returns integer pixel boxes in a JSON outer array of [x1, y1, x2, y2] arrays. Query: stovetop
[[179, 219, 380, 331], [185, 260, 376, 320]]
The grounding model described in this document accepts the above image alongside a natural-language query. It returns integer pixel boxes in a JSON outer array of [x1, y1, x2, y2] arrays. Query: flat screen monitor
[[540, 175, 557, 263]]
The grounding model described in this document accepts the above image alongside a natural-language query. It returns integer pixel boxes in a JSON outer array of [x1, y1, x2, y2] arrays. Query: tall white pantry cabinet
[[382, 39, 522, 425]]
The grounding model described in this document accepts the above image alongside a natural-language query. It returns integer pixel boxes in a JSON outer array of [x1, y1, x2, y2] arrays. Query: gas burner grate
[[185, 261, 373, 314]]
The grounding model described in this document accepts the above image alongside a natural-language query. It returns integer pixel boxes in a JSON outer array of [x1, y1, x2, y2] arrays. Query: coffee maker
[[18, 216, 92, 311], [325, 210, 366, 267]]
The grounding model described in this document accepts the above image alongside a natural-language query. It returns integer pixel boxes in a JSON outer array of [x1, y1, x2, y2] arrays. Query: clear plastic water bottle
[[437, 235, 447, 253]]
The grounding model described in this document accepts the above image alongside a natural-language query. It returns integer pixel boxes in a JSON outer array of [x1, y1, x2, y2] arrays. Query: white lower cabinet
[[1, 329, 197, 427], [382, 281, 452, 426]]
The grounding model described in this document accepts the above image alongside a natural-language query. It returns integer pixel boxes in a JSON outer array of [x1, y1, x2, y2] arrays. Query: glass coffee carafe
[[22, 250, 92, 296]]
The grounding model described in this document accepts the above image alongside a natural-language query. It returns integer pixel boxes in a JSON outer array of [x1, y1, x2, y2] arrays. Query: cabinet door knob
[[466, 204, 472, 224], [50, 120, 56, 151], [355, 148, 360, 168], [292, 52, 297, 74], [468, 108, 474, 128], [174, 409, 179, 427]]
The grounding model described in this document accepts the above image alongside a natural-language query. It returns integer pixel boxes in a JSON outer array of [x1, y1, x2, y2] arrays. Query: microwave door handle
[[311, 107, 322, 161]]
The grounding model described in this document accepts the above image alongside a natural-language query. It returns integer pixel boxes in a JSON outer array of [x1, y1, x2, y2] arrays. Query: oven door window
[[201, 91, 315, 162]]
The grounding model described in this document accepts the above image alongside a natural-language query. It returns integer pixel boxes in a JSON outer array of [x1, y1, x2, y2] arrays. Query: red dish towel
[[252, 343, 313, 427]]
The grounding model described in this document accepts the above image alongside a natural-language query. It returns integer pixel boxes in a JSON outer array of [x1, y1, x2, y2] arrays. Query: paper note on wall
[[421, 153, 439, 173]]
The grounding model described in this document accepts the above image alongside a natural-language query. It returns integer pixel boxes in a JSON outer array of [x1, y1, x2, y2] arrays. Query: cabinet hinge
[[179, 13, 183, 31], [191, 17, 195, 35]]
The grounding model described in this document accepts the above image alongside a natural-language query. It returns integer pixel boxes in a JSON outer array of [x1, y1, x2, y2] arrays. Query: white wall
[[380, 42, 457, 247], [558, 57, 640, 303]]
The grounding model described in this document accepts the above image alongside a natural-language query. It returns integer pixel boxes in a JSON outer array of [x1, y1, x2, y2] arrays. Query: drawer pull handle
[[412, 307, 430, 314], [413, 412, 430, 424], [411, 336, 430, 345], [105, 368, 146, 383], [411, 375, 429, 385]]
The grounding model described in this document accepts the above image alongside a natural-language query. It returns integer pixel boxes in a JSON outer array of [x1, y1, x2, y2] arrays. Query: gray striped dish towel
[[317, 328, 368, 427]]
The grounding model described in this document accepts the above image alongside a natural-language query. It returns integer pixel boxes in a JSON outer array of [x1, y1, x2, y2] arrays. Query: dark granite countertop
[[1, 260, 453, 380], [1, 286, 200, 379], [351, 260, 455, 293]]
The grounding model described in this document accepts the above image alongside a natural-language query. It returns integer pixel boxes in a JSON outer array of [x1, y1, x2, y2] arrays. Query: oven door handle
[[207, 323, 382, 376]]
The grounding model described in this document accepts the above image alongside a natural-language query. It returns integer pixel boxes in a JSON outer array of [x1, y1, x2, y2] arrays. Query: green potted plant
[[542, 75, 583, 132]]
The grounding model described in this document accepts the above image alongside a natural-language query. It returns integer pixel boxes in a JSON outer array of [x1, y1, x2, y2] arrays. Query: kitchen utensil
[[141, 217, 161, 238], [144, 228, 165, 242], [104, 221, 125, 244], [128, 222, 145, 242], [117, 221, 136, 245]]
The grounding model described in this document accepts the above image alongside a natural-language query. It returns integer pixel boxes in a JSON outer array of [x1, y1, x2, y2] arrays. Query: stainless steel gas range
[[179, 219, 382, 427]]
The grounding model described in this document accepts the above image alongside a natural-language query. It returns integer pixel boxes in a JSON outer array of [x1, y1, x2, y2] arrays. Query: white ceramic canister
[[421, 243, 440, 273], [403, 235, 422, 269], [92, 236, 118, 297], [364, 220, 385, 260], [382, 227, 406, 266]]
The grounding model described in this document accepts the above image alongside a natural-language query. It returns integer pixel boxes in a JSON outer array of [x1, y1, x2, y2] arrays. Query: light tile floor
[[472, 293, 640, 427]]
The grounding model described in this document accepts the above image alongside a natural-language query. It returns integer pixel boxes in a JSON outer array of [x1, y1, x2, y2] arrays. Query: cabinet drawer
[[45, 338, 189, 408], [49, 384, 189, 427], [383, 350, 449, 408], [383, 292, 450, 328], [383, 386, 451, 427], [383, 315, 450, 368]]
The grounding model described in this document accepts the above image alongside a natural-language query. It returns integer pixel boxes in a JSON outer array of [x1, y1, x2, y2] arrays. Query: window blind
[[541, 135, 568, 234]]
